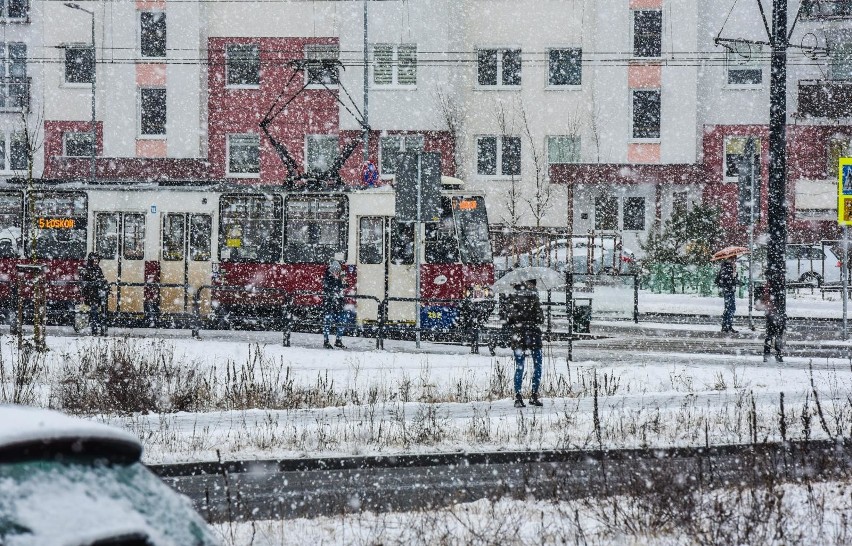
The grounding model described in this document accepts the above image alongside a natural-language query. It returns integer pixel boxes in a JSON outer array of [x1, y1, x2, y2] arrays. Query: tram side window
[[390, 219, 414, 265], [425, 197, 459, 264], [162, 214, 185, 261], [29, 192, 87, 260], [219, 195, 282, 262], [359, 217, 383, 265], [453, 196, 492, 264], [284, 197, 347, 263], [190, 214, 211, 262], [95, 213, 119, 259], [0, 192, 22, 258], [123, 214, 145, 260]]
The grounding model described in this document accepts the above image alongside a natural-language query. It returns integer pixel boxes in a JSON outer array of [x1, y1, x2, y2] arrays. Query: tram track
[[152, 440, 852, 523]]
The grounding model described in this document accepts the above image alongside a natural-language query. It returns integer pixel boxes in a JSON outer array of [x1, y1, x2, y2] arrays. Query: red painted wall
[[339, 129, 456, 186]]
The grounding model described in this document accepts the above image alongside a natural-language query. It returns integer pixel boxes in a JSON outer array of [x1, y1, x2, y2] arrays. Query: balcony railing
[[797, 79, 852, 119], [802, 0, 852, 18]]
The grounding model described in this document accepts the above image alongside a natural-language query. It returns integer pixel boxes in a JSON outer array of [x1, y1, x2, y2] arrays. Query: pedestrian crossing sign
[[839, 158, 852, 225]]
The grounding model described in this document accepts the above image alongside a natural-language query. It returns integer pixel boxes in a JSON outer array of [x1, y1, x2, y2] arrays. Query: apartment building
[[29, 0, 852, 248]]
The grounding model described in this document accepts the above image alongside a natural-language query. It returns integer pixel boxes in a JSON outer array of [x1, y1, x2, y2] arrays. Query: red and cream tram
[[0, 179, 493, 333]]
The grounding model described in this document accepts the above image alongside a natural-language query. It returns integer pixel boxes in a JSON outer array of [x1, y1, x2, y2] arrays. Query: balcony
[[802, 0, 852, 18], [797, 79, 852, 118]]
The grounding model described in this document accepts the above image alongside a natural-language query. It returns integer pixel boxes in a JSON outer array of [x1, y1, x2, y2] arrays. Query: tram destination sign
[[395, 151, 442, 223]]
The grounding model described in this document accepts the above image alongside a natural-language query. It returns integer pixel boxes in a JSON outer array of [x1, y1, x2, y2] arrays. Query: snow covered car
[[741, 244, 842, 287], [0, 405, 219, 546]]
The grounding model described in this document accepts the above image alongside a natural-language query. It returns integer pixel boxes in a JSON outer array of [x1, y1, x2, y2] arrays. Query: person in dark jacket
[[756, 281, 784, 363], [715, 257, 738, 333], [322, 259, 346, 349], [504, 279, 545, 407], [80, 252, 108, 336]]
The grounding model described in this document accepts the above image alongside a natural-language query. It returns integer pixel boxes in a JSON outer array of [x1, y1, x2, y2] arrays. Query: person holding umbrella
[[504, 278, 545, 408], [712, 246, 747, 334]]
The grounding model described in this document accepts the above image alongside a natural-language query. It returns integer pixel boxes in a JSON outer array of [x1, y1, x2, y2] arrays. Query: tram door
[[356, 217, 416, 323], [94, 212, 146, 314], [160, 213, 213, 316]]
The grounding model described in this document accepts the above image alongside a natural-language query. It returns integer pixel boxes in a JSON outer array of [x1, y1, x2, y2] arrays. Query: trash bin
[[572, 298, 592, 333]]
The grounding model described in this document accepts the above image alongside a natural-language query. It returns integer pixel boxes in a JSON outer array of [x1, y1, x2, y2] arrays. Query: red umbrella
[[711, 246, 749, 261]]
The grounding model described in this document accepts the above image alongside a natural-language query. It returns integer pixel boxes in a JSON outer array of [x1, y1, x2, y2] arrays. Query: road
[[152, 440, 852, 523]]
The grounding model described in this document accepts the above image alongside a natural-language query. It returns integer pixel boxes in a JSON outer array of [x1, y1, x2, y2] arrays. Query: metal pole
[[415, 154, 422, 348], [843, 225, 848, 340], [362, 0, 369, 164], [747, 138, 756, 331], [767, 0, 788, 335], [90, 11, 96, 183]]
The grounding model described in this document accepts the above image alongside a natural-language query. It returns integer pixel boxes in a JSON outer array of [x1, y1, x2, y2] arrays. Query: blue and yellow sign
[[839, 158, 852, 225]]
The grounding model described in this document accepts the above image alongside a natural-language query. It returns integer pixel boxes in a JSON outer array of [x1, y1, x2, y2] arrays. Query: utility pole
[[767, 0, 788, 335], [362, 0, 369, 164]]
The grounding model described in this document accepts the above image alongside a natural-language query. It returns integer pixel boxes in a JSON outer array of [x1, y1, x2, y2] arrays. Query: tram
[[0, 179, 494, 333]]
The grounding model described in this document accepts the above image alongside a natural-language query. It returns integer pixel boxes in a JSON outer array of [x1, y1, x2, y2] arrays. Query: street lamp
[[64, 2, 95, 183]]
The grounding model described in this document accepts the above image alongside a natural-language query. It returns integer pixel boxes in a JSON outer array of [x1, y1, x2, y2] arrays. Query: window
[[476, 136, 520, 177], [391, 219, 414, 265], [632, 90, 661, 140], [547, 135, 580, 164], [594, 194, 618, 231], [140, 12, 166, 58], [548, 48, 582, 86], [140, 88, 166, 136], [727, 45, 763, 86], [64, 45, 93, 84], [633, 11, 662, 58], [359, 217, 383, 264], [453, 196, 492, 264], [828, 136, 852, 176], [477, 48, 521, 87], [0, 131, 27, 171], [803, 0, 852, 18], [672, 191, 688, 217], [305, 44, 339, 86], [306, 135, 339, 173], [2, 0, 27, 19], [95, 212, 118, 259], [189, 214, 211, 262], [123, 213, 145, 260], [828, 39, 852, 80], [373, 44, 417, 86], [226, 44, 260, 86], [28, 191, 87, 260], [380, 135, 424, 176], [0, 42, 26, 109], [227, 134, 260, 176], [623, 197, 646, 231], [284, 196, 347, 263], [724, 137, 761, 179], [63, 132, 94, 157], [0, 191, 21, 258], [162, 213, 184, 261], [219, 194, 282, 263]]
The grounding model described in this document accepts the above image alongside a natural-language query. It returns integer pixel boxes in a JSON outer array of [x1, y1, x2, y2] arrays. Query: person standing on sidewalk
[[756, 280, 784, 362], [80, 252, 108, 336], [715, 256, 738, 333], [505, 279, 544, 408], [322, 259, 346, 349]]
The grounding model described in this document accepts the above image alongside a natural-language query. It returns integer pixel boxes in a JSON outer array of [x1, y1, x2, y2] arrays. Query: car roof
[[0, 405, 142, 464]]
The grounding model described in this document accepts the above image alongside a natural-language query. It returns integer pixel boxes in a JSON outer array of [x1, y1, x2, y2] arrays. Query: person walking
[[80, 252, 108, 336], [322, 259, 346, 349], [756, 281, 784, 363], [505, 279, 544, 408], [715, 256, 738, 333]]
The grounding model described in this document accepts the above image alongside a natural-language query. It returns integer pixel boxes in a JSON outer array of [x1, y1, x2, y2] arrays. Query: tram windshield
[[0, 191, 22, 258], [284, 196, 347, 263], [424, 196, 491, 264], [28, 192, 87, 260], [219, 194, 282, 262]]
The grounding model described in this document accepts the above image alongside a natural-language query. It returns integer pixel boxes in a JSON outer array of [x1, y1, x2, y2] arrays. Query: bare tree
[[516, 101, 553, 229], [433, 86, 463, 175]]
